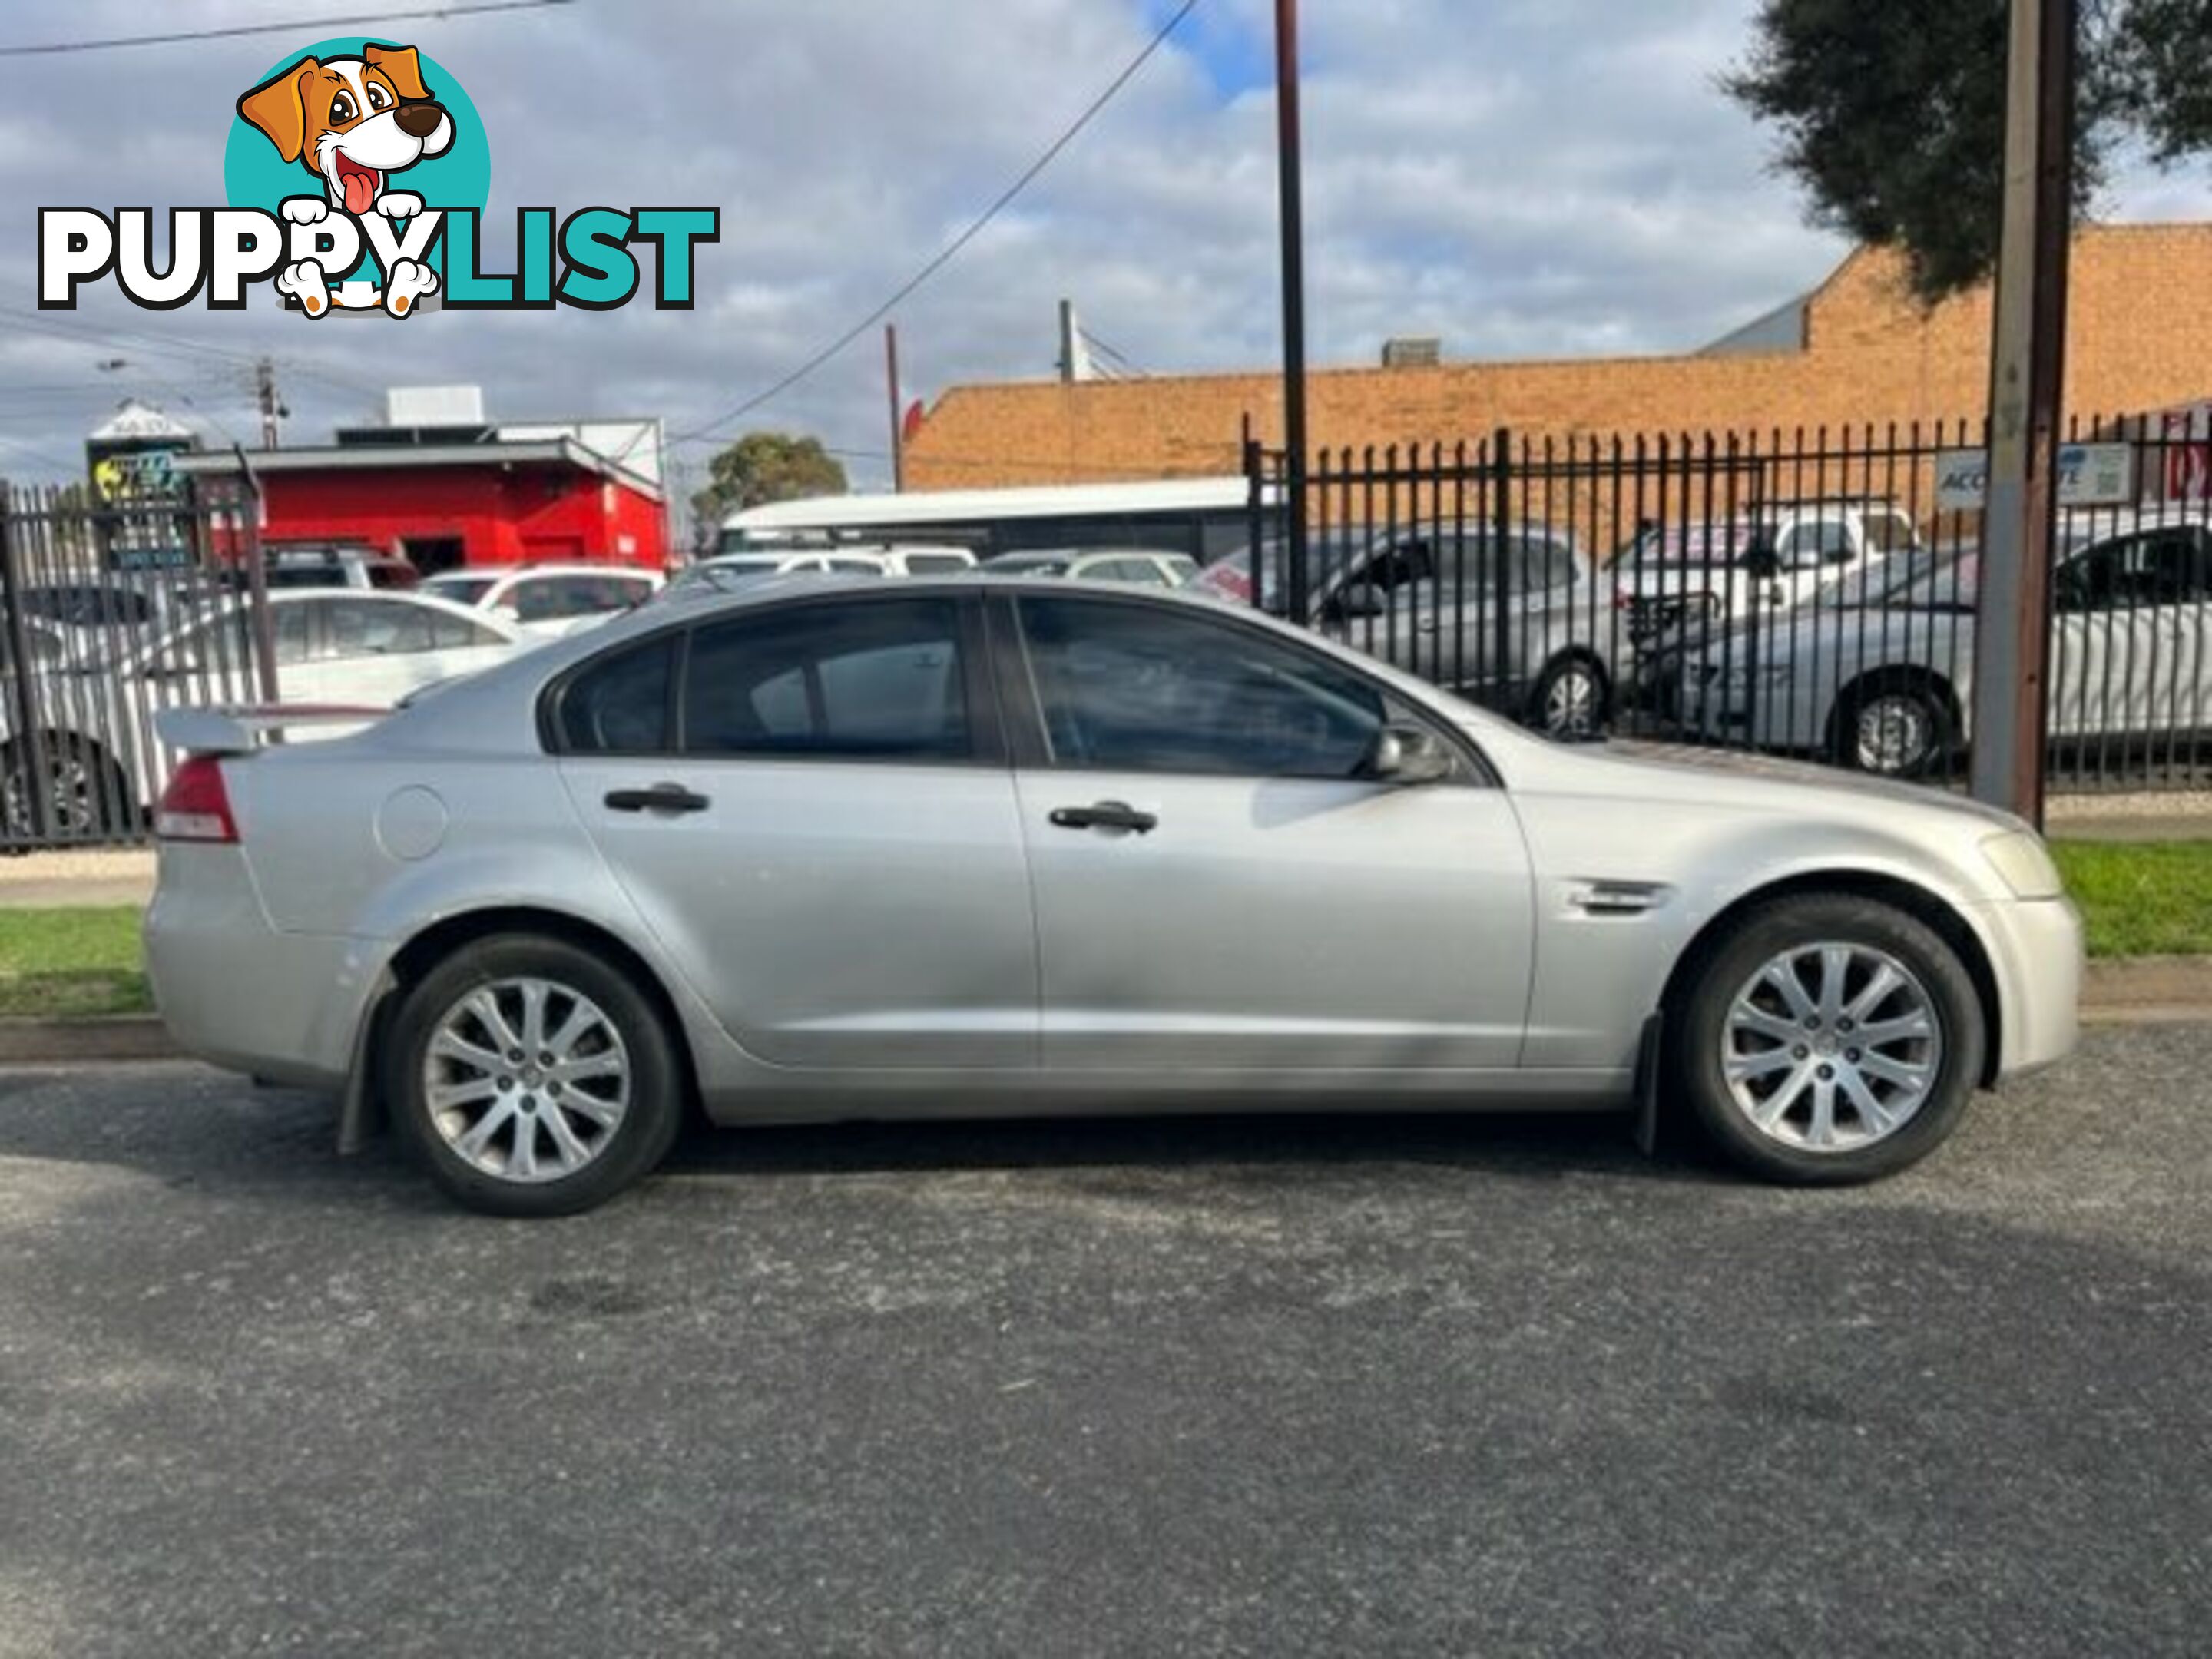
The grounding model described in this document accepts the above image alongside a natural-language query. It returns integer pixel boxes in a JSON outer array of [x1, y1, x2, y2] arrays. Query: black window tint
[[559, 637, 673, 753], [1018, 597, 1389, 778], [684, 599, 969, 761]]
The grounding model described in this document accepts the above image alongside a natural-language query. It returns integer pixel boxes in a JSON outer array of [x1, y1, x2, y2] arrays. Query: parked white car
[[1, 590, 522, 836], [990, 548, 1199, 586], [676, 545, 977, 590], [1614, 503, 1921, 641], [419, 565, 664, 639], [1680, 507, 2212, 775]]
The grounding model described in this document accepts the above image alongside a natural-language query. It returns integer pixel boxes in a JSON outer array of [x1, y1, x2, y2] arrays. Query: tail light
[[155, 756, 237, 843]]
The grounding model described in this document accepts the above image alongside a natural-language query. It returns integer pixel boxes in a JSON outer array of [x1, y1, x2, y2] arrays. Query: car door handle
[[604, 783, 710, 815], [1048, 800, 1158, 834]]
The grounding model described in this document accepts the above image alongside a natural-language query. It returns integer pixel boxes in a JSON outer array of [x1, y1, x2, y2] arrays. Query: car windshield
[[1840, 545, 1979, 610], [1192, 533, 1364, 614], [664, 562, 786, 598], [992, 555, 1073, 576], [424, 574, 498, 606]]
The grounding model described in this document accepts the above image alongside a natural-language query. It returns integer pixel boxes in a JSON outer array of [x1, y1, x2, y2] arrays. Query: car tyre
[[2, 738, 132, 839], [1836, 680, 1951, 777], [390, 933, 684, 1217], [1670, 894, 1985, 1184], [1528, 654, 1610, 740]]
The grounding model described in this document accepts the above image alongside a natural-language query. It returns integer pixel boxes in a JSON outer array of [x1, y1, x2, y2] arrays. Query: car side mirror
[[1361, 723, 1454, 786]]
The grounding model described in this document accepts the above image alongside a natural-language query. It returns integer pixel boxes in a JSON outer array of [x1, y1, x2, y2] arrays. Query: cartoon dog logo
[[236, 43, 452, 317]]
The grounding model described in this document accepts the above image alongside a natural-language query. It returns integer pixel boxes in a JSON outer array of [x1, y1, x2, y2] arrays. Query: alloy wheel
[[1853, 694, 1934, 774], [1720, 942, 1944, 1153], [1541, 664, 1601, 738], [2, 753, 100, 837], [421, 976, 631, 1184]]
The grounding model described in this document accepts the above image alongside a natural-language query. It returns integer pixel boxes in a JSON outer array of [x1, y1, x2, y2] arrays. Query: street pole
[[1273, 0, 1311, 621], [883, 323, 904, 492], [254, 357, 282, 450], [1970, 0, 2075, 827]]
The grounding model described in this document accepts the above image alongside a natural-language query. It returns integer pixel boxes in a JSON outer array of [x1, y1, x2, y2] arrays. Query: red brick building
[[900, 225, 2212, 488]]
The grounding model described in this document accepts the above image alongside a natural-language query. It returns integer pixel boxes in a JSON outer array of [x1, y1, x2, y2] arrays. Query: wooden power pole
[[1274, 0, 1311, 621], [1970, 0, 2075, 826]]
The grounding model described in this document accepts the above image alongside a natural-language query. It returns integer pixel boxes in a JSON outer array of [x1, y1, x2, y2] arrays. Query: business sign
[[36, 37, 717, 320], [1934, 442, 2137, 512]]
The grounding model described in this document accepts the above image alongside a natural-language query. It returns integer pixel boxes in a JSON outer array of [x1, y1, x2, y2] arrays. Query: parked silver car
[[1194, 524, 1621, 738], [1681, 508, 2212, 775], [146, 578, 2080, 1215]]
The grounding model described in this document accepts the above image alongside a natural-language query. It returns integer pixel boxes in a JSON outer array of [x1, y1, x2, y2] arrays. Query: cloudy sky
[[2, 0, 2207, 516]]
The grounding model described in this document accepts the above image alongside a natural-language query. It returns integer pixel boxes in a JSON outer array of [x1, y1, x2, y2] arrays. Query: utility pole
[[1970, 0, 2075, 827], [253, 357, 285, 450], [1058, 299, 1092, 383], [1273, 0, 1311, 622], [883, 324, 905, 492]]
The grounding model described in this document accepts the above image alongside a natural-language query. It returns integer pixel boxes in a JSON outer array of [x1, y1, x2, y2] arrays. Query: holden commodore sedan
[[145, 577, 2081, 1215]]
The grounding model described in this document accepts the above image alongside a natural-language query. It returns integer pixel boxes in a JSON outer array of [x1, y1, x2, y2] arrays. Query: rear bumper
[[143, 845, 388, 1091], [1975, 893, 2083, 1080]]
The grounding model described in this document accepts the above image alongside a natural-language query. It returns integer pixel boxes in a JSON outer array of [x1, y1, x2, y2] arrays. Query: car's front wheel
[[389, 933, 684, 1216], [1529, 654, 1610, 740], [1671, 894, 1985, 1184]]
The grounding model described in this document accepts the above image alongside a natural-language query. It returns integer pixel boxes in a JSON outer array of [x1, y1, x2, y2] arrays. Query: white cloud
[[0, 0, 2204, 509]]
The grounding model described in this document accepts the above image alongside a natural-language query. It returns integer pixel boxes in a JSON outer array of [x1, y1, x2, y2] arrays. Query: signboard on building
[[1934, 442, 2136, 511]]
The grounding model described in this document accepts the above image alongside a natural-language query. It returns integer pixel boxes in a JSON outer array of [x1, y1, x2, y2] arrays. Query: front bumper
[[144, 845, 389, 1091], [1974, 893, 2083, 1081]]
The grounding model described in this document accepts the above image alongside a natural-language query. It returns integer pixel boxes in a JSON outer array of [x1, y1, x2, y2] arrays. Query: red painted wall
[[226, 459, 669, 569]]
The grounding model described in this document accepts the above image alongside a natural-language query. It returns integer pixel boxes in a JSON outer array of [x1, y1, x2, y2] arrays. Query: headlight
[[1980, 830, 2064, 899]]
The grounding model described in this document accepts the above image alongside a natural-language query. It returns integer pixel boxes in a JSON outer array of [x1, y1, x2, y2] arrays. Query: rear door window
[[682, 598, 971, 762]]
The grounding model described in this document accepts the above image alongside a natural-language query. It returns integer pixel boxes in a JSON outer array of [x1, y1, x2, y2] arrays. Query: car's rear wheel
[[1671, 894, 1985, 1184], [2, 738, 132, 839], [390, 934, 683, 1216]]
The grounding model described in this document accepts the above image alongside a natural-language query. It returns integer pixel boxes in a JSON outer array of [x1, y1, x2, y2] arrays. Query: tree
[[1725, 0, 2212, 301], [687, 432, 848, 552]]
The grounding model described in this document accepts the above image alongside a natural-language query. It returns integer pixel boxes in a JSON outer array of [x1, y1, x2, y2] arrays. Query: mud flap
[[1631, 1012, 1662, 1157], [335, 972, 397, 1155]]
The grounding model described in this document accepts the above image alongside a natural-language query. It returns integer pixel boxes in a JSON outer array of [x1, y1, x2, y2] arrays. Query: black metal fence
[[1, 482, 271, 853], [1229, 416, 2212, 793]]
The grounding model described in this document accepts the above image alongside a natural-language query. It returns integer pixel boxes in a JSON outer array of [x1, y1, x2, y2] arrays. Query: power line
[[1078, 327, 1147, 377], [0, 306, 382, 399], [671, 0, 1203, 447], [0, 0, 572, 57], [0, 433, 88, 475]]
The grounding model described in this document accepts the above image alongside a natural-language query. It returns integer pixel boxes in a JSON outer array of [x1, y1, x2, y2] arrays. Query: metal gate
[[1233, 417, 2212, 793], [1, 478, 272, 853]]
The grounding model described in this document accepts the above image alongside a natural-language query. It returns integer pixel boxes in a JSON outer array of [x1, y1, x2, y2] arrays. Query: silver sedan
[[145, 577, 2081, 1215]]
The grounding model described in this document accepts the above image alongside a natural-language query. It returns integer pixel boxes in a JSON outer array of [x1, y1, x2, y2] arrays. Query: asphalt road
[[2, 1027, 2208, 1657]]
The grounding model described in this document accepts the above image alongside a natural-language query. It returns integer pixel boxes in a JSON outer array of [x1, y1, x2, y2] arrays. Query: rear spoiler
[[155, 704, 388, 756]]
